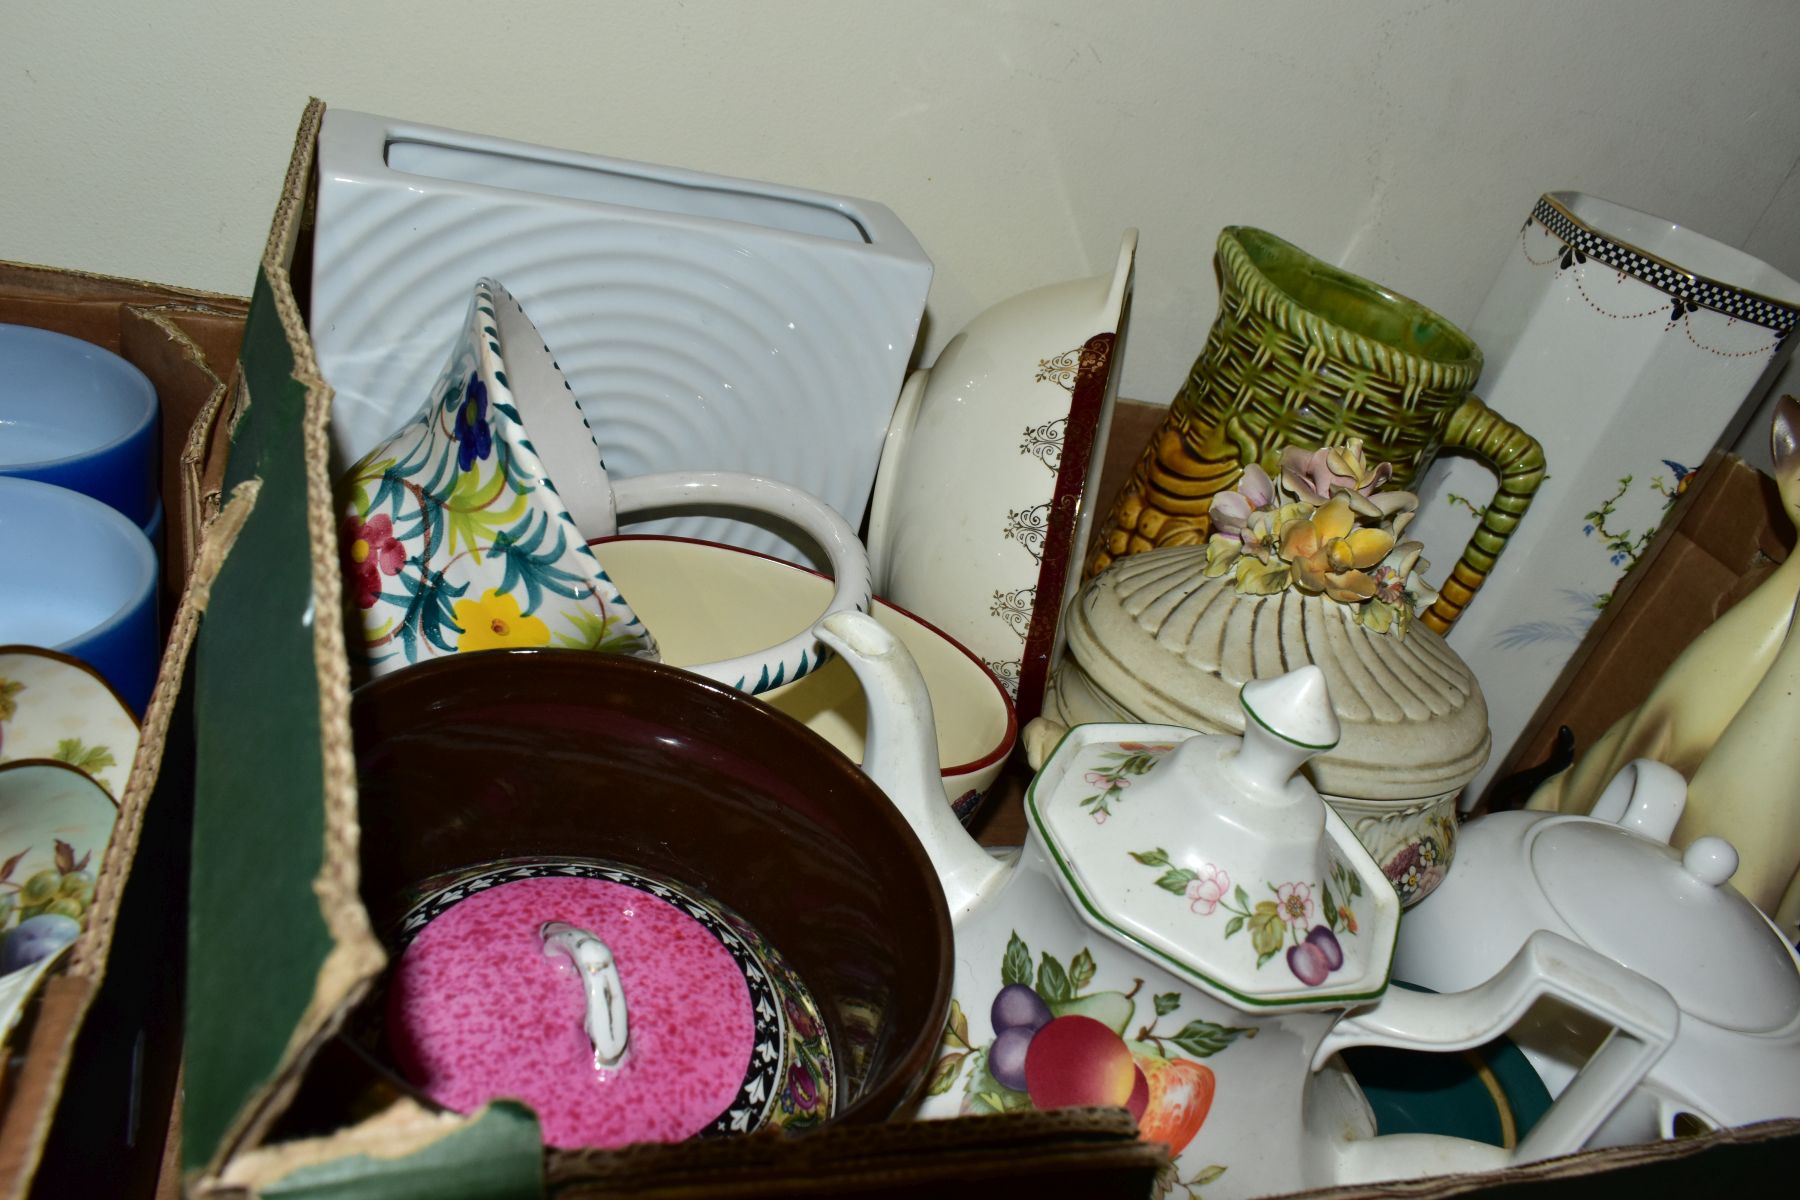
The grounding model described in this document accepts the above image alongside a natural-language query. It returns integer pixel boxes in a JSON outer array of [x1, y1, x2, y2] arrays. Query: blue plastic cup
[[0, 476, 160, 713], [0, 324, 159, 529]]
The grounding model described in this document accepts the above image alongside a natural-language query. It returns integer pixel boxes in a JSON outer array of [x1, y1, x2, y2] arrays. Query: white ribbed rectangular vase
[[310, 109, 933, 567]]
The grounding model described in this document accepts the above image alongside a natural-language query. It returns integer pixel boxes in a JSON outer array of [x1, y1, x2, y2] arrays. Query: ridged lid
[[1063, 546, 1489, 800]]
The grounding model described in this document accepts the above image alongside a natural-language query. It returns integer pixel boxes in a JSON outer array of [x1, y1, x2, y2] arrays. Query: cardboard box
[[0, 260, 248, 1199], [182, 100, 1800, 1198]]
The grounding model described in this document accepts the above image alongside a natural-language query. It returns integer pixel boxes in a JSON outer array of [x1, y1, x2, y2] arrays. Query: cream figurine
[[1527, 396, 1800, 930]]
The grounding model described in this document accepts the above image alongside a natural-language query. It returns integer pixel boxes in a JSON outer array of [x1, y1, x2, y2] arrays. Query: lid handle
[[542, 921, 630, 1070], [1230, 666, 1340, 795], [1682, 836, 1739, 888]]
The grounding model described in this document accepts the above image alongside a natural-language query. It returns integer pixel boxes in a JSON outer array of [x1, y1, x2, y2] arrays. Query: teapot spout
[[816, 611, 1009, 920]]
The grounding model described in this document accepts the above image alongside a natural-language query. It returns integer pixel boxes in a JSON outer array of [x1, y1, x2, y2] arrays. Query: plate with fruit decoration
[[0, 758, 119, 1053], [0, 646, 140, 801]]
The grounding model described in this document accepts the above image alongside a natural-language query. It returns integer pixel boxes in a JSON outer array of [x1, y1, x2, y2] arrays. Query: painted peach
[[1135, 1054, 1216, 1157]]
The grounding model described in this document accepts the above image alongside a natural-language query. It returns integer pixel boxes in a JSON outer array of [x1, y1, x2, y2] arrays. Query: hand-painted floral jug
[[812, 612, 1677, 1198], [1087, 227, 1546, 635], [338, 278, 870, 693]]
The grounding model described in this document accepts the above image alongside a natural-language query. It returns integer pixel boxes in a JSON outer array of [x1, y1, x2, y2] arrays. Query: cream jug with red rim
[[811, 612, 1679, 1197]]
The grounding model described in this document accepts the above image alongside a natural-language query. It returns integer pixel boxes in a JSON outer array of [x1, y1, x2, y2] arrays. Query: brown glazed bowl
[[349, 648, 954, 1131]]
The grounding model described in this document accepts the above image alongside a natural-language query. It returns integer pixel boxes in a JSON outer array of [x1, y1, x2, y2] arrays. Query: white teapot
[[814, 612, 1677, 1198], [1397, 758, 1800, 1147]]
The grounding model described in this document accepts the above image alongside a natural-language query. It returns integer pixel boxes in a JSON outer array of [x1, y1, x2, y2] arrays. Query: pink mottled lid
[[385, 862, 790, 1147]]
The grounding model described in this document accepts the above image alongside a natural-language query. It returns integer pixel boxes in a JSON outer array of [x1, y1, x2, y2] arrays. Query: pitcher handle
[[1314, 930, 1677, 1181], [607, 471, 871, 694], [1420, 395, 1547, 635]]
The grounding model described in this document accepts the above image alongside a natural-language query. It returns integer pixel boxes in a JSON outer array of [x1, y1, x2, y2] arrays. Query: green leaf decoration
[[971, 1091, 1002, 1113], [1350, 872, 1363, 898], [1129, 847, 1171, 867], [1357, 600, 1396, 635], [1167, 1019, 1256, 1058], [1117, 752, 1162, 775], [52, 739, 115, 773], [964, 1050, 1033, 1114], [1257, 949, 1278, 969], [1233, 884, 1250, 909], [1223, 915, 1245, 938], [389, 563, 471, 661], [0, 678, 24, 722], [442, 460, 525, 564], [1189, 1163, 1229, 1187], [488, 508, 594, 610], [1320, 881, 1338, 930], [1036, 953, 1072, 1004], [1153, 992, 1181, 1017], [1069, 948, 1096, 994], [1204, 536, 1241, 577], [1155, 868, 1198, 895], [1002, 933, 1032, 988], [1235, 556, 1294, 595], [342, 453, 397, 516], [926, 1052, 966, 1096], [1249, 902, 1284, 958], [944, 999, 970, 1050], [554, 609, 643, 654]]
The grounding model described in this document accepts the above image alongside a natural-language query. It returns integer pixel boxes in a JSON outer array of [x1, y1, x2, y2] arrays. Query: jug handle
[[608, 471, 871, 693], [1421, 395, 1546, 635], [1314, 930, 1677, 1178]]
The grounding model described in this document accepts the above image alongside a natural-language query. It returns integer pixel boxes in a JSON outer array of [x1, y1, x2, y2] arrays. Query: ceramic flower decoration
[[1202, 441, 1439, 636]]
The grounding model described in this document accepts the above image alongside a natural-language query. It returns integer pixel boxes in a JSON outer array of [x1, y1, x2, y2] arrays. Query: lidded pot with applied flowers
[[1047, 440, 1493, 906]]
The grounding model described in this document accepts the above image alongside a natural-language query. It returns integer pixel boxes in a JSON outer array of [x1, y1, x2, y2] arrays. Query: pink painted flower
[[1209, 465, 1276, 538], [1279, 446, 1342, 506], [1279, 440, 1392, 507], [786, 1061, 819, 1111], [1383, 843, 1420, 883], [1274, 881, 1315, 927], [343, 513, 405, 609], [1085, 770, 1129, 790], [1185, 864, 1230, 915]]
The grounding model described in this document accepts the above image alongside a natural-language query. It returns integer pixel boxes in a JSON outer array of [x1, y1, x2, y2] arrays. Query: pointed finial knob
[[1241, 666, 1340, 751], [1225, 666, 1341, 802]]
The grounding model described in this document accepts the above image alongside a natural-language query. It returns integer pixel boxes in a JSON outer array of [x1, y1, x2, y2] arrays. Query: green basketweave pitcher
[[1088, 226, 1544, 634]]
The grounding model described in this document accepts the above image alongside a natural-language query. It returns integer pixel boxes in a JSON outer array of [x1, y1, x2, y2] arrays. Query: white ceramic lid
[[1531, 819, 1800, 1033], [1028, 667, 1400, 1010], [1062, 547, 1490, 800]]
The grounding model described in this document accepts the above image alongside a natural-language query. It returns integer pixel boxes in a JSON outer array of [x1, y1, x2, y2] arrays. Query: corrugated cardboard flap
[[184, 98, 391, 1184]]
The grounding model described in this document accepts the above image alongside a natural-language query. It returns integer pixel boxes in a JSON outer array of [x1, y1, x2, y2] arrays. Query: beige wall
[[3, 0, 1797, 411]]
